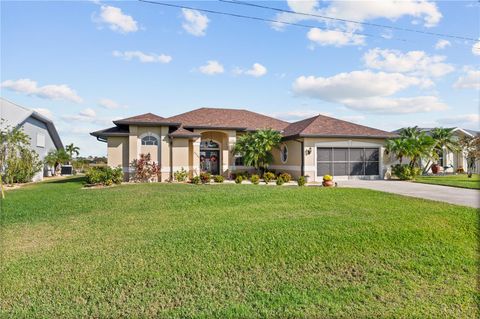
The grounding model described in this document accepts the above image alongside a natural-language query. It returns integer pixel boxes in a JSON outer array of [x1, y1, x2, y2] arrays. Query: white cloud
[[62, 109, 113, 126], [33, 108, 54, 120], [272, 110, 321, 121], [182, 9, 209, 36], [198, 60, 224, 75], [437, 114, 480, 128], [292, 70, 445, 114], [363, 48, 454, 78], [97, 5, 138, 33], [434, 39, 451, 50], [453, 69, 480, 89], [307, 28, 365, 47], [472, 41, 480, 56], [112, 50, 172, 63], [1, 78, 83, 103], [79, 108, 96, 118], [234, 63, 268, 77], [98, 98, 128, 109]]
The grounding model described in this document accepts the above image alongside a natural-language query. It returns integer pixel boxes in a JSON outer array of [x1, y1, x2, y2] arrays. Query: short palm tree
[[233, 129, 282, 174], [422, 128, 460, 173], [66, 143, 80, 158]]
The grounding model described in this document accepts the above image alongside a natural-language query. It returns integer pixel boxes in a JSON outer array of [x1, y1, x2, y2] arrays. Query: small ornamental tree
[[130, 153, 160, 182]]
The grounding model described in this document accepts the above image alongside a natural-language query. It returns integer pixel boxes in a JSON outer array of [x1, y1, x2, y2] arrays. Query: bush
[[250, 174, 260, 185], [190, 176, 201, 185], [213, 175, 224, 183], [276, 177, 285, 186], [200, 172, 211, 184], [85, 166, 123, 186], [130, 153, 160, 182], [174, 167, 188, 182], [279, 172, 292, 183], [297, 176, 306, 186], [235, 175, 243, 184], [263, 172, 276, 184], [392, 164, 421, 180]]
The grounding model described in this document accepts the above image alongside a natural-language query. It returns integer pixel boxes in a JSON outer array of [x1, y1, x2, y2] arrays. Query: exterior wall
[[21, 117, 57, 181], [303, 137, 388, 181], [270, 139, 303, 178], [172, 138, 190, 173], [107, 136, 129, 167]]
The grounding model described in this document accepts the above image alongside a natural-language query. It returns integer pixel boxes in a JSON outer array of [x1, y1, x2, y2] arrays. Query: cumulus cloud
[[437, 114, 480, 128], [307, 28, 365, 47], [453, 69, 480, 89], [182, 9, 209, 36], [1, 78, 83, 103], [472, 41, 480, 56], [434, 39, 451, 50], [96, 5, 138, 33], [112, 50, 172, 63], [234, 63, 268, 77], [363, 48, 454, 78], [198, 60, 224, 75], [292, 70, 446, 114], [98, 98, 128, 109], [79, 108, 96, 118], [62, 108, 113, 126]]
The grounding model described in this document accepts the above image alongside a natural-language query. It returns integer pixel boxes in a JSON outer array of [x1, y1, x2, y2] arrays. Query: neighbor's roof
[[283, 114, 397, 139], [163, 107, 289, 131], [393, 127, 478, 137], [0, 97, 63, 149]]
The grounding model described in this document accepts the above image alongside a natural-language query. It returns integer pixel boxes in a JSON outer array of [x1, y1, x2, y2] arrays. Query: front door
[[200, 150, 220, 175]]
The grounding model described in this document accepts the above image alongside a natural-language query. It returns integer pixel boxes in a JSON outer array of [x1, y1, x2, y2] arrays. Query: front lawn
[[414, 174, 480, 189], [1, 178, 478, 318]]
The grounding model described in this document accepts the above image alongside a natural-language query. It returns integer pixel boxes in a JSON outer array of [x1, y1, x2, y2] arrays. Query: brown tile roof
[[283, 114, 397, 138], [168, 127, 201, 138], [113, 113, 174, 125], [163, 108, 289, 131]]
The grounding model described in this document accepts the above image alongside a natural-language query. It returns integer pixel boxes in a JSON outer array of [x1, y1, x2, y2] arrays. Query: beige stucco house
[[91, 108, 398, 182]]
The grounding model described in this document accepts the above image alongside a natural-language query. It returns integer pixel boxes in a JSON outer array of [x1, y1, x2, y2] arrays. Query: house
[[91, 108, 397, 182], [0, 98, 64, 181], [393, 127, 479, 174]]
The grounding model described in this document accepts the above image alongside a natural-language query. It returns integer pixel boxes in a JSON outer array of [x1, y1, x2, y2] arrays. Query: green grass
[[1, 177, 478, 318], [414, 174, 480, 189]]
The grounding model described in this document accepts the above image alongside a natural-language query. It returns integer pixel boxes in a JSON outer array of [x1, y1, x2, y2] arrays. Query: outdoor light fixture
[[305, 147, 312, 156]]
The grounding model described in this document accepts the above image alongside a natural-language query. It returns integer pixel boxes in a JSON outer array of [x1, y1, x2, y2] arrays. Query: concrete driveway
[[339, 180, 479, 208]]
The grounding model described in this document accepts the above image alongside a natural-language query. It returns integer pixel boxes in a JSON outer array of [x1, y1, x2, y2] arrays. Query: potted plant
[[322, 174, 334, 187], [431, 163, 441, 174]]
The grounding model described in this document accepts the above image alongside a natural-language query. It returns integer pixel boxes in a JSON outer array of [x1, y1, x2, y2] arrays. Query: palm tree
[[423, 128, 460, 173], [44, 149, 71, 176], [399, 126, 421, 139], [233, 129, 282, 174], [385, 138, 408, 163], [386, 128, 435, 170], [66, 143, 80, 158]]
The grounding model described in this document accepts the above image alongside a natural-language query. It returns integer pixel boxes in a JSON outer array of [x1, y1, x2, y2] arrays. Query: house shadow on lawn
[[45, 176, 85, 184]]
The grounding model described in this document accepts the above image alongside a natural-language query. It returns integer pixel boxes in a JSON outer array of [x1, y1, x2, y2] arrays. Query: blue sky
[[1, 0, 479, 156]]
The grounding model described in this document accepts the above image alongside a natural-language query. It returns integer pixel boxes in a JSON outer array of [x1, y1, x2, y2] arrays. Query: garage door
[[316, 147, 379, 176]]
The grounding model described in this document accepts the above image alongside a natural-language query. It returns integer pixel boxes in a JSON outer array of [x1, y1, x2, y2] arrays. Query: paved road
[[339, 180, 480, 208]]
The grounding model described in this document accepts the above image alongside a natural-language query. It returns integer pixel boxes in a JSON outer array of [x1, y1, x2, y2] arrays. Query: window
[[141, 135, 158, 146], [200, 140, 220, 149], [317, 147, 379, 176], [234, 154, 244, 166], [280, 144, 288, 163], [36, 133, 45, 148]]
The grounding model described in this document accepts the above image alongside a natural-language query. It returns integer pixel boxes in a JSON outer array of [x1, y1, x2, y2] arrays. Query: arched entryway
[[200, 139, 221, 175]]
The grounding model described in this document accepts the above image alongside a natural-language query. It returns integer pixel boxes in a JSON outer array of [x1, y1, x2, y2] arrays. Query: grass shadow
[[45, 176, 85, 184]]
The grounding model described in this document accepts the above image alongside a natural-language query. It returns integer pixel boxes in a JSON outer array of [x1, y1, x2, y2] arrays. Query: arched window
[[141, 135, 158, 146], [280, 144, 288, 163]]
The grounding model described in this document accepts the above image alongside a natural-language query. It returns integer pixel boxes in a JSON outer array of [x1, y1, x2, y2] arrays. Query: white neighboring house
[[393, 127, 479, 174], [0, 98, 63, 181]]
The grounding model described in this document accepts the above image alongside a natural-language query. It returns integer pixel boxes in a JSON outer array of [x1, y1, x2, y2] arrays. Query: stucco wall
[[270, 140, 303, 178], [107, 137, 129, 169]]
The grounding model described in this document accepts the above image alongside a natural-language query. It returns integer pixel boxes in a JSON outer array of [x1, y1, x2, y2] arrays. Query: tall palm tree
[[423, 128, 460, 173], [65, 143, 80, 158], [400, 126, 421, 139]]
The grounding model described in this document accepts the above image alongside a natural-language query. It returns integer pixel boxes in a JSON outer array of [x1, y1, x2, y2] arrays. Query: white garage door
[[317, 147, 380, 177]]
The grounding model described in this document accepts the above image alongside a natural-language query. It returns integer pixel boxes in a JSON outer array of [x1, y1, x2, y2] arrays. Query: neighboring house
[[92, 108, 397, 182], [0, 98, 63, 181], [393, 127, 479, 174]]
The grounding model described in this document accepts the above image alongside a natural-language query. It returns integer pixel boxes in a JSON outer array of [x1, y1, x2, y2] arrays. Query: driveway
[[339, 180, 479, 208]]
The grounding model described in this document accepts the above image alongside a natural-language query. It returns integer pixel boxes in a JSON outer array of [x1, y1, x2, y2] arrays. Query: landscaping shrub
[[263, 172, 276, 184], [250, 174, 260, 185], [276, 177, 285, 186], [392, 164, 421, 180], [174, 167, 188, 182], [279, 172, 292, 183], [130, 153, 160, 182], [297, 176, 306, 186], [85, 166, 123, 186], [323, 175, 333, 181], [190, 176, 201, 185], [235, 175, 243, 184], [213, 175, 224, 183], [200, 172, 211, 184]]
